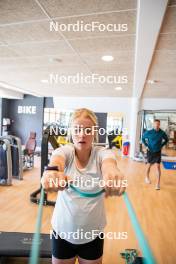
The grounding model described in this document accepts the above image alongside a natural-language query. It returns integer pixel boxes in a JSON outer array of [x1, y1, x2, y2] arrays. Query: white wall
[[54, 97, 176, 158], [141, 98, 176, 110], [54, 97, 132, 133]]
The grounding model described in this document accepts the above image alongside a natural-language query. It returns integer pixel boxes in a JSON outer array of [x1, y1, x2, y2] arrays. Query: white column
[[129, 97, 141, 158]]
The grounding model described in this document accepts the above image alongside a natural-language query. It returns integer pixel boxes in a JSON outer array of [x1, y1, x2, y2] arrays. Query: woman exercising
[[41, 108, 126, 264]]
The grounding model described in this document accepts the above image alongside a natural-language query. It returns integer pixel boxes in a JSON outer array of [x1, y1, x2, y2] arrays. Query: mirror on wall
[[137, 110, 176, 158]]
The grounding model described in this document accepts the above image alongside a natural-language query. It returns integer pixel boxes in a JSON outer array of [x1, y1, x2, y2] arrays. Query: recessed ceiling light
[[115, 87, 122, 91], [49, 58, 62, 63], [147, 80, 157, 84], [101, 55, 114, 62]]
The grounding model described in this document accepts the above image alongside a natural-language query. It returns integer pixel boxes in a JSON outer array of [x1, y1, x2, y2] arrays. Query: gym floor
[[0, 1, 176, 263], [1, 149, 176, 264]]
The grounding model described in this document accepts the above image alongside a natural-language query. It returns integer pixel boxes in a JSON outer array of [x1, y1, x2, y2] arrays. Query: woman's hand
[[41, 170, 71, 192], [101, 159, 127, 197], [41, 155, 72, 192]]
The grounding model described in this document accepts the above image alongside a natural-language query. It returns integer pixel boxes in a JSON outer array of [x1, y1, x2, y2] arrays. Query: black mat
[[0, 232, 51, 258]]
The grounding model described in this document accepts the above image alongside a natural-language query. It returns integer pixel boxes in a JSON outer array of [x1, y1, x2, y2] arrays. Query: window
[[44, 108, 73, 129]]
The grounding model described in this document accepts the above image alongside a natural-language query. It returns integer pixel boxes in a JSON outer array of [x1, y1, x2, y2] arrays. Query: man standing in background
[[142, 119, 168, 190]]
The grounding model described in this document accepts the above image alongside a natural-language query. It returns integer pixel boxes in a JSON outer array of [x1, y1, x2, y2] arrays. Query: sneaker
[[145, 177, 151, 184], [155, 185, 160, 190]]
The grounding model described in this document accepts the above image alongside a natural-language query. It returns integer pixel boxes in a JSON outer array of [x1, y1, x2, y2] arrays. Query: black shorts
[[52, 231, 104, 260], [147, 150, 161, 164]]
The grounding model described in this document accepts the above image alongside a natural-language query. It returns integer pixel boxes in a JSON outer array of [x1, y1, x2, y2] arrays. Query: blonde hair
[[68, 108, 99, 143]]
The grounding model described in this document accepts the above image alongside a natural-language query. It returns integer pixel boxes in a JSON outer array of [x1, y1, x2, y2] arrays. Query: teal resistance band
[[68, 186, 156, 264], [29, 187, 45, 264], [29, 166, 156, 264], [69, 184, 105, 197], [28, 185, 104, 264], [123, 192, 156, 264]]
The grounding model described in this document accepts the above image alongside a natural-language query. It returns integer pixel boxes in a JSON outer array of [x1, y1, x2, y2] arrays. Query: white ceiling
[[143, 0, 176, 98], [0, 0, 175, 98]]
